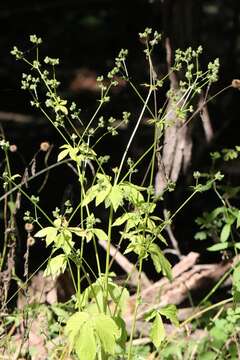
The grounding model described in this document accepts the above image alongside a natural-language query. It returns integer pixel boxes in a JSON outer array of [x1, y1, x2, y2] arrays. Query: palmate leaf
[[65, 311, 94, 360], [65, 312, 119, 359], [65, 311, 89, 346]]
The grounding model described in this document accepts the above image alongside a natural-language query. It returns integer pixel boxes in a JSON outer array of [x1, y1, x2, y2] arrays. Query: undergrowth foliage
[[1, 28, 239, 359]]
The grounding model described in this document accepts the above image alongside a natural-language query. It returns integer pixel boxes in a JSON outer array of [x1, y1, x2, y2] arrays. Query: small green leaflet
[[34, 226, 57, 246], [194, 231, 207, 241], [220, 224, 231, 242], [82, 185, 98, 206], [91, 228, 108, 241], [159, 305, 179, 326], [57, 148, 69, 162], [207, 242, 229, 251], [120, 182, 145, 204], [57, 144, 96, 163], [55, 230, 73, 254], [237, 210, 240, 229], [149, 312, 165, 348], [95, 185, 111, 206], [69, 227, 108, 242], [232, 263, 240, 302], [149, 243, 172, 280], [112, 213, 130, 227], [108, 185, 124, 211], [44, 254, 67, 279], [146, 305, 178, 349]]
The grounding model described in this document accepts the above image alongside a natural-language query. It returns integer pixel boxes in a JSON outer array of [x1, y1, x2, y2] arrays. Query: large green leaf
[[75, 322, 96, 360], [65, 311, 97, 360], [94, 313, 119, 355]]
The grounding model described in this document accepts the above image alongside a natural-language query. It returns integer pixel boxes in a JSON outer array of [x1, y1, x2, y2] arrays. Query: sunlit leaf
[[109, 186, 124, 211], [34, 227, 58, 246], [65, 311, 89, 348], [94, 314, 119, 354], [237, 210, 240, 229], [207, 242, 229, 251], [96, 186, 111, 207], [112, 213, 130, 227], [82, 185, 98, 206], [220, 224, 231, 242], [75, 322, 96, 360], [159, 305, 179, 326], [92, 228, 108, 241], [57, 149, 69, 162], [44, 254, 67, 279]]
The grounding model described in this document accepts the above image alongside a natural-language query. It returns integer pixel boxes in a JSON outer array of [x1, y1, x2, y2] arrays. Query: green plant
[[1, 29, 222, 359], [195, 149, 240, 253]]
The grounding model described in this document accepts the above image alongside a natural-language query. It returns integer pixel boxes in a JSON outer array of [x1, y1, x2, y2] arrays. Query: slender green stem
[[200, 265, 234, 305], [127, 257, 143, 360], [181, 297, 233, 328], [115, 88, 152, 184], [0, 159, 70, 203], [77, 265, 81, 311], [104, 205, 114, 313]]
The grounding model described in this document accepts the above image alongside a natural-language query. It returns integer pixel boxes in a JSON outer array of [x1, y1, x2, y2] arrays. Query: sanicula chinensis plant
[[2, 28, 222, 359]]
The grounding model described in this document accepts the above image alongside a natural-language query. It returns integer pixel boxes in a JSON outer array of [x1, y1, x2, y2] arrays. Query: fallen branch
[[126, 254, 236, 322]]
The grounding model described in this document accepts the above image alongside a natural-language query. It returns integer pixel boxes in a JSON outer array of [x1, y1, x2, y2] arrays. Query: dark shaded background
[[1, 0, 240, 276]]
